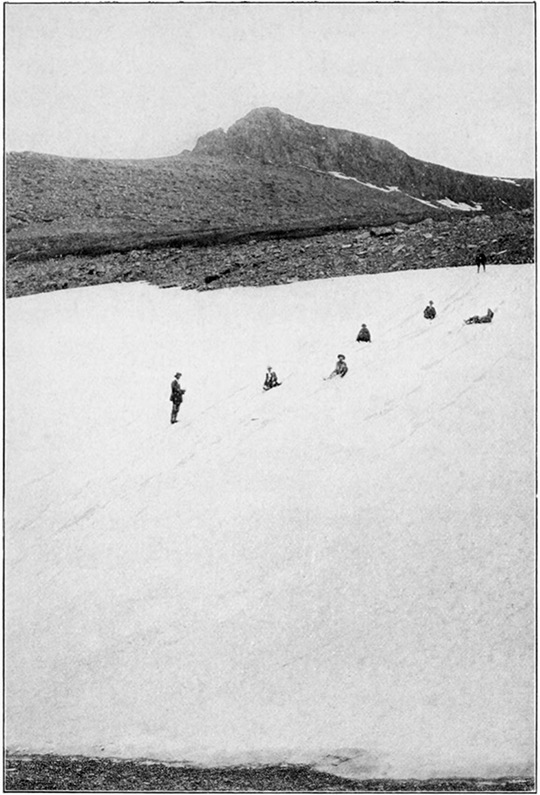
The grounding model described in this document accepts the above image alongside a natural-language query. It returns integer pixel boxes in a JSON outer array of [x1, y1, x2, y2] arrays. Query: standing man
[[475, 250, 487, 273], [170, 372, 185, 424]]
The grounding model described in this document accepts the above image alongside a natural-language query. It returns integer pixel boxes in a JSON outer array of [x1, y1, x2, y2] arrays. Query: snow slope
[[5, 264, 534, 780]]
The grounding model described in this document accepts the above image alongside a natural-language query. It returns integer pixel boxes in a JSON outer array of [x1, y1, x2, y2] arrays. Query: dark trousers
[[477, 263, 486, 272], [171, 401, 182, 423]]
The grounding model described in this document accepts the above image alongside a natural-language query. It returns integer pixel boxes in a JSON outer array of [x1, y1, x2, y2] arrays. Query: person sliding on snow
[[465, 308, 494, 325], [326, 354, 348, 379], [263, 366, 281, 391], [424, 301, 436, 320], [356, 323, 371, 343], [170, 372, 186, 424]]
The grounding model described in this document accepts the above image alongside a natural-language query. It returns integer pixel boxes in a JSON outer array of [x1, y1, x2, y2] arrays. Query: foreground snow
[[5, 265, 534, 780]]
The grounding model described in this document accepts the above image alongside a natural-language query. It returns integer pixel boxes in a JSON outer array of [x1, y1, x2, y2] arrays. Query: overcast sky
[[5, 3, 535, 177]]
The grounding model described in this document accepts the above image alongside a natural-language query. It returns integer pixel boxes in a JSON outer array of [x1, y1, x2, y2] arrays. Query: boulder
[[370, 226, 394, 237], [355, 231, 371, 243]]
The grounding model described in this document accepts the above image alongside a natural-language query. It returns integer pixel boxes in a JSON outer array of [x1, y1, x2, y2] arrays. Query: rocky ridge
[[6, 754, 533, 791], [6, 108, 534, 297], [193, 108, 533, 212], [6, 150, 447, 263]]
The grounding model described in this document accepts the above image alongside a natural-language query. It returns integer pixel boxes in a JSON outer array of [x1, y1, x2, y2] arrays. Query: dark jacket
[[170, 379, 185, 404], [335, 360, 348, 377], [466, 308, 494, 325], [356, 327, 371, 342], [476, 251, 487, 266], [264, 370, 279, 390], [424, 305, 436, 320]]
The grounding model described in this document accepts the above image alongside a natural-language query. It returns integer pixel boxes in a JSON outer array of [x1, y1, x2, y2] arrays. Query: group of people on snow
[[169, 262, 494, 422]]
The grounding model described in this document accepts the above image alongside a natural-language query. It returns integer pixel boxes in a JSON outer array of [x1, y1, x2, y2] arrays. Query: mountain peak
[[190, 108, 531, 211], [192, 106, 402, 171], [240, 106, 286, 121]]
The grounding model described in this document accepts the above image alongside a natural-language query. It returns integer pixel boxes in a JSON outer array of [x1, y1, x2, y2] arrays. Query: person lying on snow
[[465, 308, 494, 325], [326, 354, 348, 379], [263, 366, 281, 391], [424, 301, 436, 320], [356, 324, 371, 343]]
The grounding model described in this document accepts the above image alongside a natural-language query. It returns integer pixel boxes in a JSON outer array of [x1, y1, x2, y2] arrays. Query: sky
[[5, 3, 535, 177]]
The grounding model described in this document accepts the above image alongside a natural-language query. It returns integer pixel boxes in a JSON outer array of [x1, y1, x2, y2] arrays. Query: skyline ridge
[[6, 106, 535, 182]]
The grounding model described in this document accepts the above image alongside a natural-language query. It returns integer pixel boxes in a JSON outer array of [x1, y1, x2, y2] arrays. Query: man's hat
[[338, 354, 345, 359], [174, 372, 181, 378]]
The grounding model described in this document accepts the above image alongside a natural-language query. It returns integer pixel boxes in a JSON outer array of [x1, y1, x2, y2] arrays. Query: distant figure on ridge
[[356, 323, 371, 343], [170, 372, 186, 424], [263, 366, 281, 391], [326, 354, 348, 380], [424, 300, 436, 320], [465, 308, 494, 325], [475, 249, 487, 273]]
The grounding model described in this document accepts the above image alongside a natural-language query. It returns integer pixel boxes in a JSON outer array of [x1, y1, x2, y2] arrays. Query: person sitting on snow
[[465, 308, 494, 325], [263, 366, 281, 391], [356, 323, 371, 343], [424, 301, 436, 320], [326, 354, 348, 379]]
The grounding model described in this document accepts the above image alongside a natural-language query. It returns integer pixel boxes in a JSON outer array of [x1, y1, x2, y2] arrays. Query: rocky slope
[[6, 108, 534, 295], [6, 209, 533, 299], [6, 150, 449, 263], [5, 755, 533, 791], [7, 109, 533, 262]]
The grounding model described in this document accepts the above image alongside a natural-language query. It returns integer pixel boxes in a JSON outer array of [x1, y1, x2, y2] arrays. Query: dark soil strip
[[6, 212, 435, 264], [4, 756, 534, 792]]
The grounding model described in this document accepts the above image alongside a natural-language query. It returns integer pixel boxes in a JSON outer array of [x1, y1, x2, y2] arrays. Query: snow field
[[5, 264, 534, 779]]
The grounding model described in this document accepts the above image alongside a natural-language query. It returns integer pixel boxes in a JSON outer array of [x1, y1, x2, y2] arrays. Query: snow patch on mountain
[[328, 172, 483, 212], [404, 194, 440, 209], [437, 198, 483, 212], [330, 172, 404, 194], [493, 177, 520, 186]]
